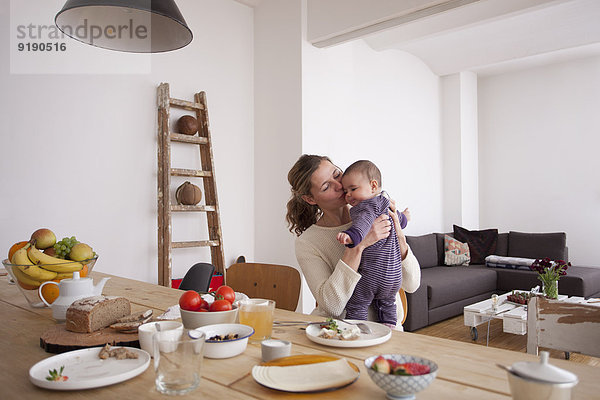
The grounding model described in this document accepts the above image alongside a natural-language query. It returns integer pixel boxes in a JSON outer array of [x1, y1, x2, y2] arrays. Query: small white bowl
[[180, 305, 239, 329], [138, 321, 183, 357], [191, 323, 254, 359], [364, 354, 438, 399]]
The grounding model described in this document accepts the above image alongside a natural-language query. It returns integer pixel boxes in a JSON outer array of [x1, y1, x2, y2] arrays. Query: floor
[[414, 315, 600, 367]]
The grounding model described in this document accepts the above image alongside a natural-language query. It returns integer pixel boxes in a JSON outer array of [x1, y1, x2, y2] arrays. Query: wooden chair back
[[226, 263, 301, 311], [527, 296, 600, 357]]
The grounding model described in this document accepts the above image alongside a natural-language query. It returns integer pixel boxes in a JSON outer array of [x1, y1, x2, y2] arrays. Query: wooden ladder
[[157, 83, 225, 287]]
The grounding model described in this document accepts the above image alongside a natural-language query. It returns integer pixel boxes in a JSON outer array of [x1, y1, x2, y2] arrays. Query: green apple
[[69, 243, 94, 261]]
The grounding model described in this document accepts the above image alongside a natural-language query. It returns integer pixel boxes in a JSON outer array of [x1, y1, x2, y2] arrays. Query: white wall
[[0, 0, 255, 283], [478, 56, 600, 265], [253, 0, 303, 266], [441, 72, 480, 230], [302, 40, 444, 235], [300, 38, 444, 310]]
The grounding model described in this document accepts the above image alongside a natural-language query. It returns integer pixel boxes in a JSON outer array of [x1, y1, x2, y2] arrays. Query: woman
[[286, 155, 421, 328]]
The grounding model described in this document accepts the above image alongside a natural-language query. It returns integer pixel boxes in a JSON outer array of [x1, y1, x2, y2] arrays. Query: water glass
[[153, 329, 205, 395], [238, 298, 275, 343]]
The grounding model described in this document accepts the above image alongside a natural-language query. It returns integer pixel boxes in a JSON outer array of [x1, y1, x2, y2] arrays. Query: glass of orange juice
[[238, 298, 275, 343]]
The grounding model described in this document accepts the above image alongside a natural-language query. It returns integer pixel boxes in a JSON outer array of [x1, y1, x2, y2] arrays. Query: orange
[[8, 241, 29, 262], [80, 264, 89, 278], [17, 280, 38, 290], [39, 281, 60, 304]]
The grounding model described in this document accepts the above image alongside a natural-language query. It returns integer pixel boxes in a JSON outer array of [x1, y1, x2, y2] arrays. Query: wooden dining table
[[1, 271, 598, 399]]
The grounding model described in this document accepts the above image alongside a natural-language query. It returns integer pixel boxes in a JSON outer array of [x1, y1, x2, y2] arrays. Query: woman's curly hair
[[286, 155, 332, 236]]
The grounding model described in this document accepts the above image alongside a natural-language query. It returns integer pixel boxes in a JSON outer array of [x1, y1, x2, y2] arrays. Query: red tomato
[[198, 298, 209, 310], [209, 299, 233, 312], [197, 308, 208, 312], [215, 285, 236, 304], [179, 290, 203, 311]]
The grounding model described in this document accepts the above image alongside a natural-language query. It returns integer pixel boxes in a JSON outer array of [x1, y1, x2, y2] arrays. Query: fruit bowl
[[364, 354, 438, 400], [2, 257, 98, 308]]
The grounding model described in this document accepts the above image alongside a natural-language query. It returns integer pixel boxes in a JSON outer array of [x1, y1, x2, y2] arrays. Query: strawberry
[[371, 356, 391, 374], [393, 362, 431, 376], [46, 366, 68, 382]]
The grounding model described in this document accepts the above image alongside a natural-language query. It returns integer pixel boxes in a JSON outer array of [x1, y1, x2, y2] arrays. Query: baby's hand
[[337, 232, 353, 245], [402, 208, 411, 222]]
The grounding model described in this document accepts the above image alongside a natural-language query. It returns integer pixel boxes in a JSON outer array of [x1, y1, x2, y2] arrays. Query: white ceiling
[[362, 0, 600, 76]]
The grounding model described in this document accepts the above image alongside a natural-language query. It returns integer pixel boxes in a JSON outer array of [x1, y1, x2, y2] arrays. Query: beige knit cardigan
[[295, 222, 421, 328]]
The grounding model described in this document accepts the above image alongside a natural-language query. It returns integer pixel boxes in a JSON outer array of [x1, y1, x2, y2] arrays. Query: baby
[[336, 160, 410, 327]]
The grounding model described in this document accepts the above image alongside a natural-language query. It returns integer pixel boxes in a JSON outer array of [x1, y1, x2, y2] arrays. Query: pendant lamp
[[55, 0, 193, 53]]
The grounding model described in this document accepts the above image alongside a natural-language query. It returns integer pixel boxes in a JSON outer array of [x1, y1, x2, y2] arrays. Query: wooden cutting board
[[40, 324, 139, 354]]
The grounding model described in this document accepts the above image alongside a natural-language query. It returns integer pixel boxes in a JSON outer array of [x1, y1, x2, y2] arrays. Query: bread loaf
[[66, 296, 131, 333]]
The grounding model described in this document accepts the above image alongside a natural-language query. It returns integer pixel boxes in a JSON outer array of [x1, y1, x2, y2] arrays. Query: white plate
[[29, 347, 150, 390], [305, 320, 392, 348], [252, 357, 359, 392]]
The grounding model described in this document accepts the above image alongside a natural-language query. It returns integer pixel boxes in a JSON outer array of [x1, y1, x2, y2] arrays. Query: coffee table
[[463, 292, 569, 342]]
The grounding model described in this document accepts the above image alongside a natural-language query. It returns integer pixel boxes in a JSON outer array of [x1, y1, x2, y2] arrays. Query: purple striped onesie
[[343, 193, 407, 325]]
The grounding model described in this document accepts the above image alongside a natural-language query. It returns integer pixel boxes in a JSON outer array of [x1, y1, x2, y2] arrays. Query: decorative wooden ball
[[177, 115, 198, 135], [176, 181, 203, 205]]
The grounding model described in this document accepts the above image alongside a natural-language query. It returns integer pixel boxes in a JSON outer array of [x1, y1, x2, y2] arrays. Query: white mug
[[138, 321, 183, 357]]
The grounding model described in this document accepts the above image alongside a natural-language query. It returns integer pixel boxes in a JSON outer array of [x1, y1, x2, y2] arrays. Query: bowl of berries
[[364, 354, 438, 400]]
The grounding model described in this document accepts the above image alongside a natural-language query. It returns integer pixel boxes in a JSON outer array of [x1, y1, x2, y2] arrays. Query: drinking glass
[[238, 298, 275, 343], [153, 329, 205, 395]]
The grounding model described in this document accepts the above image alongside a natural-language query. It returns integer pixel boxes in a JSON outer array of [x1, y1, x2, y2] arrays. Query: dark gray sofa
[[403, 231, 600, 332]]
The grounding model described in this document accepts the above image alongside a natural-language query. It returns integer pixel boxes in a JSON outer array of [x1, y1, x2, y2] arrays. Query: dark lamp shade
[[55, 0, 193, 53]]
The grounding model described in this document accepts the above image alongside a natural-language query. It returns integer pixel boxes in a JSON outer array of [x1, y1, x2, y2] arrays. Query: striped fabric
[[343, 194, 403, 326], [485, 255, 535, 270]]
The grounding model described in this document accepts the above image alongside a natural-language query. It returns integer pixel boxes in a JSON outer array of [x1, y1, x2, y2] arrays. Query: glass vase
[[542, 279, 559, 299]]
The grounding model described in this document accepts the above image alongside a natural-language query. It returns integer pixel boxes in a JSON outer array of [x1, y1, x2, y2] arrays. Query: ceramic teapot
[[39, 272, 110, 321]]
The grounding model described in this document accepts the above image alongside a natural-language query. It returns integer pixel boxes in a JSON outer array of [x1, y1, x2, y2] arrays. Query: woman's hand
[[361, 214, 392, 248], [388, 203, 409, 258], [341, 214, 392, 272]]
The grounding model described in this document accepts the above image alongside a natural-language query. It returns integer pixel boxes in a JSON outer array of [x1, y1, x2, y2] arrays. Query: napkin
[[252, 358, 357, 392], [156, 305, 180, 320]]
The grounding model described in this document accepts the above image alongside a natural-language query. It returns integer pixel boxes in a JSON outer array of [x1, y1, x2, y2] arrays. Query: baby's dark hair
[[343, 160, 382, 186]]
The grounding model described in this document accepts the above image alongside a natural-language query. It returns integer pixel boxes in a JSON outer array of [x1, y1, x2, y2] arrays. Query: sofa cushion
[[453, 225, 498, 264], [496, 233, 509, 256], [508, 231, 567, 260], [406, 234, 438, 268], [438, 232, 507, 263], [495, 265, 600, 297], [436, 233, 452, 266], [444, 235, 470, 266], [423, 266, 497, 309]]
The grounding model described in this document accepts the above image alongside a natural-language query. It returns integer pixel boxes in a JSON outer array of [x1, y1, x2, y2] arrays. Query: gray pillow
[[508, 231, 567, 261], [406, 234, 438, 268]]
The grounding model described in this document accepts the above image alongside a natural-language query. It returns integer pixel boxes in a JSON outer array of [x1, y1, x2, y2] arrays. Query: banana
[[10, 264, 42, 288], [12, 247, 58, 281], [54, 272, 78, 280], [10, 244, 33, 265], [28, 244, 83, 273], [22, 265, 58, 281]]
